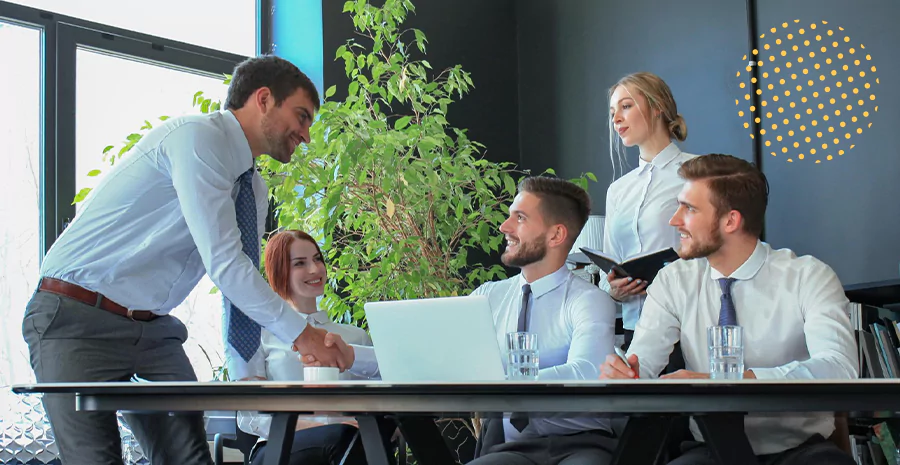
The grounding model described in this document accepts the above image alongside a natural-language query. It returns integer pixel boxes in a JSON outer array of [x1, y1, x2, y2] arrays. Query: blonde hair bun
[[669, 113, 688, 141]]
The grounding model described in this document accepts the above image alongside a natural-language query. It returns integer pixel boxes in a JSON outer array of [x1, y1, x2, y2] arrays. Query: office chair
[[213, 417, 258, 465], [215, 415, 404, 465]]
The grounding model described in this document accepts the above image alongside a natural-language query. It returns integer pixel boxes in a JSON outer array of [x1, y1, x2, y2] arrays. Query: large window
[[0, 2, 262, 460], [0, 20, 41, 388], [75, 50, 229, 202], [8, 0, 255, 56]]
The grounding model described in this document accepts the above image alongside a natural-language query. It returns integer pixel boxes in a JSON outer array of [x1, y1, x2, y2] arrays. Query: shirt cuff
[[348, 344, 379, 378], [265, 307, 308, 345], [746, 366, 787, 380]]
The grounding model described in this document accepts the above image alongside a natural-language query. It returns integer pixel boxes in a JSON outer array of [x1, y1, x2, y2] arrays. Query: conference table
[[13, 379, 900, 465]]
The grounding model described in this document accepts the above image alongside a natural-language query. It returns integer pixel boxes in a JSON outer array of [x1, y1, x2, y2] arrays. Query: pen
[[614, 346, 639, 378]]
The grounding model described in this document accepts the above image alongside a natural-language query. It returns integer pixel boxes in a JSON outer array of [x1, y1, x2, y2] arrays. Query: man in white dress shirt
[[21, 56, 352, 464], [308, 176, 619, 464], [467, 176, 618, 465], [600, 154, 857, 465]]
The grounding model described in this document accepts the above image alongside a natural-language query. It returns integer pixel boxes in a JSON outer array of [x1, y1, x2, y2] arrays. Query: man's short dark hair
[[518, 176, 592, 248], [225, 55, 320, 111], [677, 154, 769, 237]]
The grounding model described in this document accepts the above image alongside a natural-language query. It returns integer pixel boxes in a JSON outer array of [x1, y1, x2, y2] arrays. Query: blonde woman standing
[[603, 72, 697, 348]]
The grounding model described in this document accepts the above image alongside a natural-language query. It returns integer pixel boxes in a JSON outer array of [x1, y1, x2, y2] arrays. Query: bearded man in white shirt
[[467, 176, 618, 465], [307, 176, 619, 465], [600, 154, 857, 465], [22, 56, 353, 465]]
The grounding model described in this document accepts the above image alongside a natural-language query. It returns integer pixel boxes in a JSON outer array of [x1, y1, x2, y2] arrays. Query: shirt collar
[[307, 310, 330, 326], [223, 110, 254, 175], [709, 240, 768, 281], [517, 265, 570, 298], [638, 142, 681, 172]]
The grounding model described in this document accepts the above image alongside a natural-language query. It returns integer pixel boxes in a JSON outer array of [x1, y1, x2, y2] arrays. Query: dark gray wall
[[516, 0, 751, 213], [316, 0, 900, 286], [756, 0, 900, 286], [321, 0, 520, 166], [517, 0, 900, 286]]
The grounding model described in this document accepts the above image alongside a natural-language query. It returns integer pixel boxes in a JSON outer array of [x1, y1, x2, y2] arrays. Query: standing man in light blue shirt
[[22, 56, 352, 465], [468, 176, 618, 465]]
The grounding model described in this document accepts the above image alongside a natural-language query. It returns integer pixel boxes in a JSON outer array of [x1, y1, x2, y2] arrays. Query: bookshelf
[[845, 279, 900, 464], [845, 278, 900, 308]]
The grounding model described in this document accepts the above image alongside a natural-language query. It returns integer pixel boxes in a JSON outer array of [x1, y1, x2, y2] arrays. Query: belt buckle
[[126, 309, 136, 321]]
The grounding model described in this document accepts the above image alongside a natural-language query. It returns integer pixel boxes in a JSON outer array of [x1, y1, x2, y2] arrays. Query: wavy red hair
[[264, 230, 324, 303]]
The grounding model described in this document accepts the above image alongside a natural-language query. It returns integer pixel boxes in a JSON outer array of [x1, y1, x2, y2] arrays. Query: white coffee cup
[[303, 366, 340, 382]]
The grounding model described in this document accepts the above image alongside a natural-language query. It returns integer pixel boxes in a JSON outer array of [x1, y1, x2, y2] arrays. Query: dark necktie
[[511, 283, 533, 432], [225, 168, 263, 362], [516, 284, 532, 332], [717, 278, 738, 326]]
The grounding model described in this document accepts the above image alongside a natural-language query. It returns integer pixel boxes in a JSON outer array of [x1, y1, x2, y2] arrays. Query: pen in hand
[[614, 346, 639, 379]]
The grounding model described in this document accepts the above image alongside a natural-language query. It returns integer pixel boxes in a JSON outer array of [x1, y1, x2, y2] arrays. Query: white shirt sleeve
[[161, 123, 306, 344], [538, 290, 616, 381], [750, 263, 859, 380], [598, 186, 616, 295], [627, 272, 683, 379], [348, 344, 380, 379], [236, 344, 273, 439]]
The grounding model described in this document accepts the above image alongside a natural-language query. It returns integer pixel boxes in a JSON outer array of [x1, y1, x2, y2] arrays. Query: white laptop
[[364, 295, 506, 382]]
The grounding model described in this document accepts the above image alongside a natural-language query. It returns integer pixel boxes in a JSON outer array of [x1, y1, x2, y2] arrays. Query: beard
[[501, 233, 548, 268], [678, 222, 724, 260], [260, 114, 294, 163]]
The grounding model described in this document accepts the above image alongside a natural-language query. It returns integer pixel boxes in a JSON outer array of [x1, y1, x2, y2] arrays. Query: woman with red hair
[[237, 230, 380, 465]]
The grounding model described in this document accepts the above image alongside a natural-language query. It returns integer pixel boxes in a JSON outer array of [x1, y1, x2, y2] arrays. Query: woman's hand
[[606, 270, 648, 301]]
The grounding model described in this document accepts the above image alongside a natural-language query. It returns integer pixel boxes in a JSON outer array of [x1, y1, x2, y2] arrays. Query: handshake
[[291, 324, 355, 371]]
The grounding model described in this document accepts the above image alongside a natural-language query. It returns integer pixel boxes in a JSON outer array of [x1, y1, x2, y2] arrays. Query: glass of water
[[707, 325, 744, 380], [506, 332, 539, 380]]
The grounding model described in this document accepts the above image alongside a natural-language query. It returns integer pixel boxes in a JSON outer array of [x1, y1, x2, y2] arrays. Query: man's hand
[[299, 331, 355, 371], [599, 353, 641, 379], [660, 370, 709, 379], [292, 325, 354, 371], [607, 270, 648, 301]]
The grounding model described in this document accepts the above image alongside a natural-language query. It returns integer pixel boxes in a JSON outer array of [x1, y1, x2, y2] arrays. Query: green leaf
[[325, 85, 337, 98], [72, 187, 92, 204], [394, 116, 412, 129], [140, 120, 152, 130], [102, 145, 114, 154], [87, 169, 102, 177], [586, 172, 598, 182], [209, 286, 219, 294]]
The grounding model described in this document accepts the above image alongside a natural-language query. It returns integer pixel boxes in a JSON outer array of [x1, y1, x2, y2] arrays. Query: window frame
[[0, 0, 266, 255]]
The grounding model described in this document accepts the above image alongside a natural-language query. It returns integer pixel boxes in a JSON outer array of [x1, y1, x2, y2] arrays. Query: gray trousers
[[469, 431, 617, 465], [22, 289, 214, 465], [668, 435, 856, 465]]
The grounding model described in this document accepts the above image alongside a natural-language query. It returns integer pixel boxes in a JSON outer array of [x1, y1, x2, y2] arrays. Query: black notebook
[[579, 246, 680, 283]]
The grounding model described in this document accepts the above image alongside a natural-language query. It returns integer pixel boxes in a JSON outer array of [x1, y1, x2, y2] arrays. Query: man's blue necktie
[[717, 277, 738, 326], [510, 283, 533, 432], [225, 168, 262, 362], [516, 283, 532, 332]]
